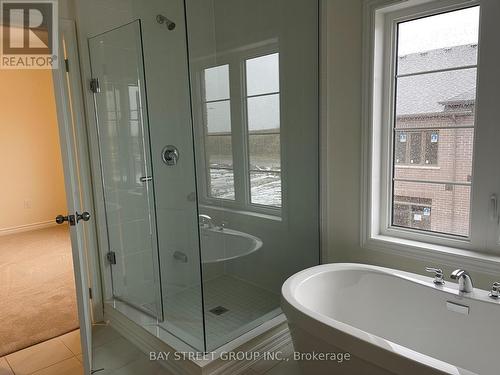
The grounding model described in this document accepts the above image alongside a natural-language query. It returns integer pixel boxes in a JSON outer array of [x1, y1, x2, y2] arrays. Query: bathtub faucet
[[450, 269, 474, 293]]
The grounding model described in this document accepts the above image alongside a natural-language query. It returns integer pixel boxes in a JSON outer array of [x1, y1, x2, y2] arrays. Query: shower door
[[89, 21, 163, 319]]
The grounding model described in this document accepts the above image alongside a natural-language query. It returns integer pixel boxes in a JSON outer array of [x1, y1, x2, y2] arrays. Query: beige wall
[[0, 69, 67, 232], [323, 0, 494, 289]]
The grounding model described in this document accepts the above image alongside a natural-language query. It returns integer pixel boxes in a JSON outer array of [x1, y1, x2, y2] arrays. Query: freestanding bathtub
[[281, 263, 500, 375]]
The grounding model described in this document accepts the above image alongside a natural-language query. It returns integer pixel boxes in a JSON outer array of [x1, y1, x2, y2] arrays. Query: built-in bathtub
[[281, 263, 500, 375]]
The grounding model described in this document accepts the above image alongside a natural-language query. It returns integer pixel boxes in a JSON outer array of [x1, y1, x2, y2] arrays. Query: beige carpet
[[0, 226, 79, 356]]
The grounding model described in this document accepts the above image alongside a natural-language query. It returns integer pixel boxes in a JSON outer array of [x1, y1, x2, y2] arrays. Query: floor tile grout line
[[2, 330, 77, 361], [6, 346, 76, 375], [3, 356, 15, 375], [25, 355, 82, 375], [92, 333, 129, 350], [59, 331, 82, 357]]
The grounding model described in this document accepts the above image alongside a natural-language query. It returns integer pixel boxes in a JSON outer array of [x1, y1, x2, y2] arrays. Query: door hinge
[[89, 287, 93, 299], [64, 58, 69, 72], [90, 77, 100, 93], [106, 251, 116, 265]]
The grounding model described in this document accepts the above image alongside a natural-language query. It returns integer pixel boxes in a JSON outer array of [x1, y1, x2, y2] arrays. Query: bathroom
[[0, 0, 499, 374]]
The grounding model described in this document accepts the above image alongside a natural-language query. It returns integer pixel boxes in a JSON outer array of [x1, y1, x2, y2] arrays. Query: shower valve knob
[[162, 145, 179, 166]]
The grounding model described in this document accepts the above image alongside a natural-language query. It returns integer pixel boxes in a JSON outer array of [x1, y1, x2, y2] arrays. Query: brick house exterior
[[393, 44, 477, 236]]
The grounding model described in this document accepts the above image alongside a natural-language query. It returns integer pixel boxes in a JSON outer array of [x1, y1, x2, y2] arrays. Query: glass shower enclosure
[[88, 0, 319, 353], [89, 21, 163, 321]]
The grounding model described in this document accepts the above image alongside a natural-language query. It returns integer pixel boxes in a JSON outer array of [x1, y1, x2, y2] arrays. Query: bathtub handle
[[425, 267, 445, 285]]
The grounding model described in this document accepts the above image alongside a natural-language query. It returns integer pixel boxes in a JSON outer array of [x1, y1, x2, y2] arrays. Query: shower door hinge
[[64, 58, 69, 72], [106, 251, 116, 265], [90, 77, 100, 93], [89, 287, 93, 299]]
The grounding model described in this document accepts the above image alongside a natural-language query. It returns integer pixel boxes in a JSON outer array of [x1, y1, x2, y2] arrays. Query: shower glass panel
[[89, 21, 163, 320], [186, 0, 319, 350]]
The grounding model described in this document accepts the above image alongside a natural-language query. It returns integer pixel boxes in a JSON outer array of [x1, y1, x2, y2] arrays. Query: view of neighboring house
[[393, 44, 477, 236]]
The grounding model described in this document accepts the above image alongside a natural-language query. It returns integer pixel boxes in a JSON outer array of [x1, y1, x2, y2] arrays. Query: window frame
[[243, 51, 283, 210], [194, 43, 283, 217], [380, 0, 479, 244], [361, 0, 500, 262]]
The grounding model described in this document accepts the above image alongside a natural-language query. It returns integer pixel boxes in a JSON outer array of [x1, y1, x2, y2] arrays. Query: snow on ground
[[209, 168, 281, 207]]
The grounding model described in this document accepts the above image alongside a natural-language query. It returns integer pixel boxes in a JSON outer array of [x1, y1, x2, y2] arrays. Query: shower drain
[[209, 306, 229, 315]]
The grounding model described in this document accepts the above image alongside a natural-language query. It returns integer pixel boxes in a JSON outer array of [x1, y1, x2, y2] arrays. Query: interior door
[[88, 20, 164, 320], [52, 20, 93, 375]]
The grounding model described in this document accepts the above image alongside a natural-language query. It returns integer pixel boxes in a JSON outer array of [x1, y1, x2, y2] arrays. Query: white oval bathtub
[[281, 263, 500, 375]]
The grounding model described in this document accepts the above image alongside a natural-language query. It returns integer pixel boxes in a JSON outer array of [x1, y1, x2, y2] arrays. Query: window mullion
[[228, 59, 249, 207]]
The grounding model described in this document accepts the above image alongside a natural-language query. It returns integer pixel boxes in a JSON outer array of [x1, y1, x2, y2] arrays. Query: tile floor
[[0, 329, 82, 375], [0, 324, 300, 375], [163, 275, 280, 350]]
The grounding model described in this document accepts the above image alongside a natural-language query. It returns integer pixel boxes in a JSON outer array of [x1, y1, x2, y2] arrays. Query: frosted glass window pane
[[397, 7, 479, 75], [206, 101, 231, 134], [246, 53, 279, 96], [247, 94, 280, 132], [204, 65, 229, 101]]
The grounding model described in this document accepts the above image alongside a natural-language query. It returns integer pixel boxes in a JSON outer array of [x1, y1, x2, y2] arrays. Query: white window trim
[[361, 0, 500, 275]]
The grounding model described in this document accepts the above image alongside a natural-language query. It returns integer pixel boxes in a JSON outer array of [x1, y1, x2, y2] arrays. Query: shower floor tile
[[163, 275, 280, 350]]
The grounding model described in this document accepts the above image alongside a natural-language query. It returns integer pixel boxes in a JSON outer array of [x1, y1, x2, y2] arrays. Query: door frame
[[58, 19, 104, 323], [52, 18, 104, 373]]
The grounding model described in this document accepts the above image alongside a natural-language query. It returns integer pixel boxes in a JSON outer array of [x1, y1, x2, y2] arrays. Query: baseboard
[[0, 220, 58, 236], [104, 306, 292, 375]]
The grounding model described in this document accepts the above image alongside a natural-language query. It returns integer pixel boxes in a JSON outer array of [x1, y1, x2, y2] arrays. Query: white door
[[52, 20, 93, 375]]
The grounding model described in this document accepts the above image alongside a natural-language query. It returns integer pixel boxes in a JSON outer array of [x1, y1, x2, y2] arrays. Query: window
[[390, 6, 479, 237], [245, 53, 281, 207], [365, 0, 500, 255], [202, 65, 235, 200], [393, 196, 432, 231], [198, 51, 282, 212], [395, 130, 439, 165]]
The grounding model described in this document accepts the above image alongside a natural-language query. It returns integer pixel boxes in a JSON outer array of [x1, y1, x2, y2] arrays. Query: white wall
[[0, 69, 67, 234], [323, 0, 493, 289]]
